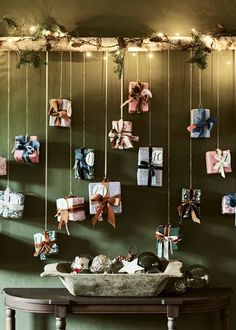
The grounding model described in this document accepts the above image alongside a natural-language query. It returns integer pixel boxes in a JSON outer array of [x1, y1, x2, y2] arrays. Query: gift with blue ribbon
[[74, 148, 95, 180], [187, 107, 216, 138], [13, 135, 40, 163], [222, 193, 236, 226]]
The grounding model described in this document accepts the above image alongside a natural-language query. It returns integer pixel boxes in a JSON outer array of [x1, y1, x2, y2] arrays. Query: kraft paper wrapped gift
[[155, 224, 181, 260], [128, 81, 152, 113], [89, 181, 122, 227], [222, 194, 236, 214], [187, 107, 216, 138], [74, 148, 95, 180], [56, 196, 85, 235], [205, 149, 232, 178], [178, 188, 201, 223], [137, 147, 163, 187], [108, 119, 139, 149], [0, 187, 24, 219], [33, 231, 59, 261], [49, 98, 72, 127], [13, 135, 40, 163], [0, 157, 7, 175]]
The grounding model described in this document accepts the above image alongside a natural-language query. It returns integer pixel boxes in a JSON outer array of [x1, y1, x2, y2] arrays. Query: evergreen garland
[[17, 51, 46, 69]]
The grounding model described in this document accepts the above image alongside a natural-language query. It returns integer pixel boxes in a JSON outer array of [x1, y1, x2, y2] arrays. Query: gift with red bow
[[155, 224, 181, 260], [33, 230, 59, 260], [49, 98, 72, 127]]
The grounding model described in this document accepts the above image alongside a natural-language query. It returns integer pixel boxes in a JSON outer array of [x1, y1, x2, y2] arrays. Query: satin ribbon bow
[[138, 146, 162, 187], [155, 224, 181, 260], [34, 231, 56, 257], [213, 149, 231, 178], [91, 193, 121, 228], [15, 136, 39, 163], [121, 81, 152, 113], [49, 99, 69, 127], [108, 119, 139, 149], [178, 189, 201, 224], [187, 108, 216, 137]]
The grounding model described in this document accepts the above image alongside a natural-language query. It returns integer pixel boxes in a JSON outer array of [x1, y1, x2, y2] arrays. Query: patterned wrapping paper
[[128, 81, 152, 113], [13, 135, 40, 163], [222, 194, 236, 214], [187, 108, 216, 138], [178, 188, 201, 224], [49, 98, 72, 127], [0, 187, 24, 219], [89, 181, 122, 227], [33, 231, 59, 260], [108, 119, 139, 149], [155, 224, 181, 260], [74, 148, 95, 180], [137, 147, 163, 187], [206, 149, 232, 178], [0, 157, 7, 175]]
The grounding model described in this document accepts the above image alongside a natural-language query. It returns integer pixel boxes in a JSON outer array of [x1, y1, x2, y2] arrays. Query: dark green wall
[[0, 2, 236, 329]]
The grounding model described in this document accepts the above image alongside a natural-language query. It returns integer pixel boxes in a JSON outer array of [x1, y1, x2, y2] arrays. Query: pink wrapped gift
[[128, 81, 152, 113], [49, 98, 72, 127], [0, 157, 7, 175], [14, 135, 40, 163], [206, 149, 232, 178], [222, 194, 236, 214], [56, 195, 85, 235], [108, 119, 139, 149]]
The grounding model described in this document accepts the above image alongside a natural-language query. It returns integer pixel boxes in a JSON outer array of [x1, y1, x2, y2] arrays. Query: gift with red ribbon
[[33, 230, 59, 260], [121, 81, 152, 113], [108, 119, 139, 149], [49, 98, 72, 127], [178, 188, 201, 224], [206, 149, 232, 178], [155, 224, 181, 260], [89, 180, 122, 228]]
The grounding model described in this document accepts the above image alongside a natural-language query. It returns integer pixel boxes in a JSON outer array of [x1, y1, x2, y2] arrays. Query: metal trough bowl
[[41, 260, 183, 297]]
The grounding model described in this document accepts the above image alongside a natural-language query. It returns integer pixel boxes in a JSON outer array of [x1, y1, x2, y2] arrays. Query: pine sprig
[[111, 48, 126, 80], [1, 15, 18, 33], [188, 31, 212, 69], [17, 51, 46, 69]]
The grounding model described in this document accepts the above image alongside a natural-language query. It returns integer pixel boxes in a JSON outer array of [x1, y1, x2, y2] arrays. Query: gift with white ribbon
[[206, 149, 232, 178], [0, 187, 24, 219]]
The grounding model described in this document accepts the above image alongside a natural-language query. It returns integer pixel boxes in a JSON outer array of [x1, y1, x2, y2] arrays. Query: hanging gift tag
[[74, 148, 95, 180], [206, 149, 232, 178], [187, 108, 216, 138], [0, 157, 7, 175], [49, 98, 72, 127], [13, 135, 40, 163]]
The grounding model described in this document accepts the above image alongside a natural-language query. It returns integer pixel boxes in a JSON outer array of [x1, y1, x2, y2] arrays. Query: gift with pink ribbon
[[108, 119, 139, 149], [155, 224, 181, 260], [206, 149, 232, 178]]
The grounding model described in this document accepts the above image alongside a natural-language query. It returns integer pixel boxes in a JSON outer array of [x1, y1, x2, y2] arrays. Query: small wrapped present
[[108, 119, 139, 149], [206, 149, 232, 178], [56, 195, 85, 235], [121, 81, 152, 113], [155, 224, 181, 260], [74, 148, 95, 180], [137, 147, 163, 187], [89, 180, 122, 227], [187, 107, 216, 138], [0, 157, 7, 175], [222, 194, 236, 214], [178, 188, 201, 224], [13, 135, 40, 163], [33, 230, 59, 260], [49, 98, 72, 127], [0, 187, 24, 219]]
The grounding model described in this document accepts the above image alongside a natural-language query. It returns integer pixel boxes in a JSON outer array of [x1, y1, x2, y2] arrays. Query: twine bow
[[155, 224, 181, 260], [34, 231, 56, 257], [108, 119, 139, 149], [187, 108, 216, 137], [49, 99, 70, 127], [178, 189, 201, 224], [213, 149, 231, 178], [14, 136, 40, 163]]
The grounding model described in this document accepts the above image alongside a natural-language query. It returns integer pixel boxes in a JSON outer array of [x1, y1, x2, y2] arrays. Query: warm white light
[[132, 52, 136, 56], [157, 32, 164, 37], [86, 52, 92, 57], [42, 29, 50, 36], [192, 28, 196, 33], [103, 55, 107, 60], [175, 33, 180, 37], [148, 52, 153, 58], [116, 50, 120, 55], [29, 25, 37, 33], [226, 61, 231, 65]]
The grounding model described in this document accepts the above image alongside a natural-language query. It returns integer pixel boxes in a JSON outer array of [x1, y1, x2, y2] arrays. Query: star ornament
[[118, 258, 145, 274]]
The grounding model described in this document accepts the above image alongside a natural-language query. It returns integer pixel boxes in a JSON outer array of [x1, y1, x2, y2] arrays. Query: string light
[[226, 61, 231, 65], [148, 52, 153, 58], [132, 52, 136, 56], [192, 28, 196, 33], [103, 55, 108, 60], [86, 52, 92, 57], [175, 33, 180, 37], [29, 25, 37, 33]]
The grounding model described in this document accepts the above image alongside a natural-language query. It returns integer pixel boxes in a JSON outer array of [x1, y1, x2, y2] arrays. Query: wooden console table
[[3, 287, 232, 330]]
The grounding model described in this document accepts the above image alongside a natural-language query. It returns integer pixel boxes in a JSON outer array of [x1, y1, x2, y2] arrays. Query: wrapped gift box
[[206, 149, 232, 178], [34, 231, 59, 260], [0, 157, 7, 175], [74, 148, 95, 180], [14, 135, 40, 163], [178, 188, 201, 223], [155, 224, 181, 260], [0, 187, 24, 219], [89, 181, 122, 227], [137, 147, 163, 187], [187, 108, 216, 138], [108, 119, 139, 149], [128, 81, 152, 113], [222, 194, 236, 214], [49, 98, 72, 127]]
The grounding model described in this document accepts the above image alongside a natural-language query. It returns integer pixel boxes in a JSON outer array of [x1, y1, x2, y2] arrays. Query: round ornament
[[137, 252, 162, 271], [71, 255, 93, 273], [185, 264, 210, 290], [90, 254, 112, 273], [173, 278, 187, 294]]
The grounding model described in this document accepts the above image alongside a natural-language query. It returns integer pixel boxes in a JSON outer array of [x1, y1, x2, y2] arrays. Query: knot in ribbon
[[187, 108, 216, 137], [213, 149, 231, 178], [34, 231, 56, 257], [178, 189, 201, 224], [155, 224, 181, 260], [15, 136, 40, 163], [108, 119, 139, 149]]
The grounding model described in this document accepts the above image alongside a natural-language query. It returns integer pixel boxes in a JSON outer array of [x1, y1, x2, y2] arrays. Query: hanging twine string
[[216, 51, 220, 149], [198, 68, 202, 107], [45, 51, 49, 231], [25, 65, 29, 135], [104, 51, 108, 178], [136, 52, 139, 81], [148, 53, 152, 146], [7, 51, 10, 188], [120, 70, 124, 119], [69, 51, 73, 195], [59, 52, 63, 98], [82, 52, 86, 147], [167, 48, 170, 224], [189, 50, 193, 188]]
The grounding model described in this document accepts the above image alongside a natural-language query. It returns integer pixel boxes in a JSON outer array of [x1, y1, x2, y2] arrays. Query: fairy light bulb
[[86, 52, 92, 57], [148, 52, 153, 58], [103, 55, 108, 60], [132, 52, 136, 56], [29, 25, 37, 33]]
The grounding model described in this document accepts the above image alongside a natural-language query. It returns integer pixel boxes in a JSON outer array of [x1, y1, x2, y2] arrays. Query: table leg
[[167, 305, 179, 330], [55, 305, 67, 330], [6, 308, 15, 330], [220, 308, 229, 330]]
